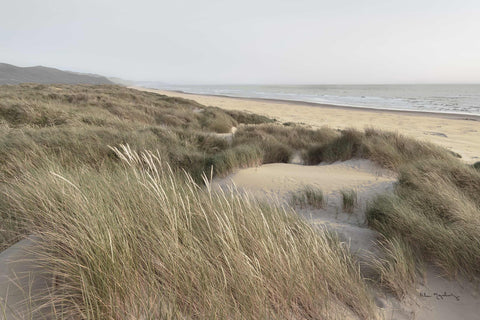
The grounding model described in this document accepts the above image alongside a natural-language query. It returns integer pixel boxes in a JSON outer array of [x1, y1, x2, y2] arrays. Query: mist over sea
[[146, 84, 480, 116]]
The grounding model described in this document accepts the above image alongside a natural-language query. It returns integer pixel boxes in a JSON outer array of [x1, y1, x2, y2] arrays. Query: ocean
[[146, 84, 480, 116]]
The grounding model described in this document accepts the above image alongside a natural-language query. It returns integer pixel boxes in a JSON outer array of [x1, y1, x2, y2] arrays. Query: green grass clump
[[197, 107, 238, 133], [304, 129, 365, 164], [2, 146, 377, 319], [290, 186, 326, 209], [206, 144, 263, 177], [341, 189, 357, 213], [233, 123, 337, 164], [473, 161, 480, 170]]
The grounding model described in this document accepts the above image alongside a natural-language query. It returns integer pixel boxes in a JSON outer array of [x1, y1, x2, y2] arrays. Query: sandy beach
[[134, 87, 480, 164]]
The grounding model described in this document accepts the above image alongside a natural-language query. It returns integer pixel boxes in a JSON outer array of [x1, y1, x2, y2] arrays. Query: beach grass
[[300, 128, 480, 279], [2, 146, 377, 319], [473, 161, 480, 170], [367, 158, 480, 277], [304, 128, 451, 170], [368, 236, 419, 299]]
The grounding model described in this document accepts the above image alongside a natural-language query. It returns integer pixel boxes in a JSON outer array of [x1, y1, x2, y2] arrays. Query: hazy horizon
[[2, 0, 480, 84], [6, 61, 480, 85]]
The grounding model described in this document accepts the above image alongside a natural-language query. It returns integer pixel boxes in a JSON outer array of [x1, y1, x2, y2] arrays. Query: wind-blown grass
[[473, 161, 480, 170], [300, 127, 480, 279], [367, 158, 480, 277], [368, 237, 419, 299], [2, 146, 377, 319], [2, 84, 479, 312], [304, 128, 452, 170]]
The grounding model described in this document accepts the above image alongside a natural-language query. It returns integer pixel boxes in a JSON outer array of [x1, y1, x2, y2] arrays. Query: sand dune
[[213, 159, 395, 258], [212, 159, 480, 320], [1, 87, 478, 319]]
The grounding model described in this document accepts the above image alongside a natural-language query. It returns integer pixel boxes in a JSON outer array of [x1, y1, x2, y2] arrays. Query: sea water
[[145, 84, 480, 116]]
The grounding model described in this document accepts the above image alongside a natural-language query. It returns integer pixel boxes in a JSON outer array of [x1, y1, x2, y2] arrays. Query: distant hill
[[0, 63, 114, 85]]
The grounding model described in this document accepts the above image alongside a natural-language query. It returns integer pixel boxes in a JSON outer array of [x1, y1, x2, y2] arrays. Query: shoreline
[[133, 86, 480, 163], [156, 88, 480, 121]]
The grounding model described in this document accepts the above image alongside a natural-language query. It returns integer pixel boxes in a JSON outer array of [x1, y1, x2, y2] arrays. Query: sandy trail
[[135, 87, 480, 164], [0, 237, 53, 319]]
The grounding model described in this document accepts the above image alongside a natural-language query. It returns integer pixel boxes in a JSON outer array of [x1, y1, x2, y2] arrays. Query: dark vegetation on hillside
[[0, 63, 113, 85]]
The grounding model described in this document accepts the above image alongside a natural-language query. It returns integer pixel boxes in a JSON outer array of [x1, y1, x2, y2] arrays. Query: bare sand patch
[[213, 159, 395, 258]]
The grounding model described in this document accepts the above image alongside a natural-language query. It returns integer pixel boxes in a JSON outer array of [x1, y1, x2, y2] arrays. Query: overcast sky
[[1, 0, 479, 84]]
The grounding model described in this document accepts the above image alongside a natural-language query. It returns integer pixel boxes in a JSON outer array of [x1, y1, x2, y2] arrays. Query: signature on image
[[420, 291, 460, 301]]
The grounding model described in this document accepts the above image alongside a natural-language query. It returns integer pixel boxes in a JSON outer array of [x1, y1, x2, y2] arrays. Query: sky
[[1, 0, 480, 84]]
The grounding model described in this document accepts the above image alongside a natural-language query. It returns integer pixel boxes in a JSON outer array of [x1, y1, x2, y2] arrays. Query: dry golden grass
[[2, 146, 377, 319], [368, 237, 420, 299], [367, 158, 480, 278], [304, 128, 453, 170]]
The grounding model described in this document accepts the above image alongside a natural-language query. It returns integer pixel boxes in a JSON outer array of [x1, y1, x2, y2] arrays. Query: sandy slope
[[213, 159, 395, 258], [134, 87, 480, 164], [212, 159, 480, 320]]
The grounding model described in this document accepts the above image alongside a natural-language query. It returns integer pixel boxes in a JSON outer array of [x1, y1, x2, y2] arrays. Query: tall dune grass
[[2, 146, 377, 319], [368, 237, 419, 299], [299, 127, 480, 280], [304, 128, 452, 170], [367, 158, 480, 277]]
